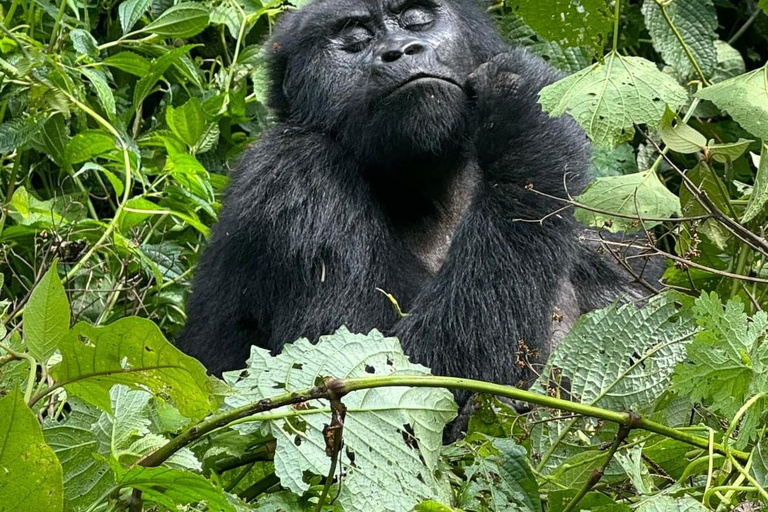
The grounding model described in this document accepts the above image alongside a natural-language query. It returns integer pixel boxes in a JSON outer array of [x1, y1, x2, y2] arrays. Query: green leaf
[[711, 40, 746, 84], [35, 114, 68, 167], [65, 130, 117, 164], [102, 51, 151, 77], [537, 293, 696, 412], [0, 389, 64, 512], [672, 293, 768, 442], [641, 0, 717, 78], [506, 0, 612, 53], [635, 496, 709, 512], [0, 115, 44, 153], [166, 97, 206, 147], [695, 64, 768, 140], [742, 142, 768, 223], [134, 45, 196, 106], [659, 107, 707, 154], [590, 144, 639, 177], [23, 261, 70, 363], [80, 68, 117, 118], [708, 138, 753, 163], [226, 328, 457, 512], [539, 52, 688, 148], [114, 466, 234, 512], [119, 0, 152, 33], [51, 317, 217, 420], [759, 0, 768, 15], [69, 29, 99, 57], [136, 3, 209, 38], [574, 169, 682, 232]]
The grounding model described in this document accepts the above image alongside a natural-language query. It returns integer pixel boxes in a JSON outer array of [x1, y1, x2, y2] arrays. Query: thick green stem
[[611, 0, 621, 53], [47, 0, 69, 53]]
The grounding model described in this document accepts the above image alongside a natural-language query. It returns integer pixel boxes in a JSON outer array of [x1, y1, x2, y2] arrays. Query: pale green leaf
[[659, 107, 707, 154], [65, 131, 117, 165], [695, 64, 768, 140], [80, 68, 116, 118], [225, 328, 457, 512], [119, 0, 152, 33], [0, 389, 64, 512], [507, 0, 612, 52], [136, 3, 209, 38], [642, 0, 717, 78], [51, 317, 217, 420], [134, 45, 196, 106], [539, 52, 688, 148], [636, 495, 708, 512], [590, 143, 639, 177], [0, 115, 44, 153], [574, 169, 682, 232], [166, 97, 206, 147], [69, 29, 99, 57], [23, 261, 70, 363], [712, 40, 746, 84], [708, 138, 753, 163], [742, 142, 768, 224], [102, 52, 151, 77]]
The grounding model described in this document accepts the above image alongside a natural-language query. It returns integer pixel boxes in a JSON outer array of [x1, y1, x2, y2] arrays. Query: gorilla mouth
[[389, 73, 464, 95]]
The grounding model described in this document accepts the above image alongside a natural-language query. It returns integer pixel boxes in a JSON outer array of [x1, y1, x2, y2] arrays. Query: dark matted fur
[[177, 0, 650, 385]]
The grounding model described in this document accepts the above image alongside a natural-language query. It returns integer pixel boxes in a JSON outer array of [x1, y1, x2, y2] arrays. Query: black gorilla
[[177, 0, 650, 384]]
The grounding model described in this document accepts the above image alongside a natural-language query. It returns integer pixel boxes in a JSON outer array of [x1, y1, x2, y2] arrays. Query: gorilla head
[[267, 0, 507, 162]]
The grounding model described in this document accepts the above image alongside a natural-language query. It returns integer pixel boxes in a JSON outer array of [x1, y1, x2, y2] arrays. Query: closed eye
[[400, 6, 434, 29]]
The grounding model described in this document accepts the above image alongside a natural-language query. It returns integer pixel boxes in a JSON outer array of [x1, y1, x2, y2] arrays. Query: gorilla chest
[[394, 161, 480, 275]]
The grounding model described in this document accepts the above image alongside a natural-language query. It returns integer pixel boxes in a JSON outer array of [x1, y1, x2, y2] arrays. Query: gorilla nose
[[379, 40, 427, 63]]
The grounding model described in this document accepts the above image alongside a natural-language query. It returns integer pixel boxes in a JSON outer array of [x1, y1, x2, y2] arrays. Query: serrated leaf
[[507, 0, 612, 52], [574, 169, 682, 232], [65, 130, 117, 164], [69, 29, 99, 57], [590, 143, 639, 177], [537, 293, 696, 412], [36, 114, 68, 167], [135, 3, 209, 38], [166, 97, 206, 147], [44, 400, 113, 510], [51, 317, 216, 420], [119, 0, 152, 33], [660, 107, 707, 154], [102, 51, 151, 77], [193, 122, 220, 154], [743, 142, 768, 223], [0, 389, 64, 512], [635, 495, 708, 512], [114, 466, 234, 512], [225, 328, 457, 512], [80, 68, 116, 118], [0, 115, 45, 153], [712, 40, 745, 84], [23, 261, 70, 363], [539, 51, 688, 148], [134, 45, 196, 106], [695, 64, 768, 140], [642, 0, 717, 78]]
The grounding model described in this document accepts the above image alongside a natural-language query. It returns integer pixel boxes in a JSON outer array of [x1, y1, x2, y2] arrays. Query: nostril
[[403, 42, 425, 56], [381, 49, 403, 63]]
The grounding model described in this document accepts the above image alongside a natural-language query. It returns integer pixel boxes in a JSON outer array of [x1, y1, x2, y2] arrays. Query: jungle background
[[2, 0, 768, 511]]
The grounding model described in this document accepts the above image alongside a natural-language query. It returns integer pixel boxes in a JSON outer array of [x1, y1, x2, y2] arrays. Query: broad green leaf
[[69, 29, 99, 57], [35, 114, 68, 167], [712, 40, 746, 84], [65, 131, 117, 165], [636, 495, 708, 512], [23, 261, 70, 363], [80, 68, 116, 118], [102, 51, 151, 76], [114, 466, 234, 512], [43, 400, 112, 511], [708, 138, 753, 163], [742, 142, 768, 224], [166, 97, 206, 147], [696, 64, 768, 140], [672, 293, 768, 443], [574, 169, 682, 232], [134, 45, 196, 106], [506, 0, 612, 53], [51, 317, 216, 420], [590, 144, 638, 177], [119, 0, 152, 33], [760, 0, 768, 15], [0, 115, 44, 153], [0, 389, 64, 512], [548, 490, 628, 512], [193, 123, 220, 154], [642, 0, 717, 78], [225, 328, 457, 512], [537, 293, 696, 412], [752, 438, 768, 486], [660, 107, 706, 154], [539, 52, 688, 148], [135, 3, 209, 38]]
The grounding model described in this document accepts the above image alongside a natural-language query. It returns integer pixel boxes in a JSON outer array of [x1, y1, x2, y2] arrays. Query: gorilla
[[177, 0, 653, 386]]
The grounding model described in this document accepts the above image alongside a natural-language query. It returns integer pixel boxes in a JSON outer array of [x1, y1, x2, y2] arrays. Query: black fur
[[177, 0, 647, 384]]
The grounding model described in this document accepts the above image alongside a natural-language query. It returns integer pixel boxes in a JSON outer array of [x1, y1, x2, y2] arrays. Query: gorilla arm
[[393, 50, 591, 386]]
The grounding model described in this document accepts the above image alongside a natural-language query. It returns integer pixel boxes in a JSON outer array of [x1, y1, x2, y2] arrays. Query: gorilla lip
[[389, 73, 463, 95]]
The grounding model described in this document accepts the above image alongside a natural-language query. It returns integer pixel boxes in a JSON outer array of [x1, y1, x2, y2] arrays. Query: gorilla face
[[269, 0, 492, 162]]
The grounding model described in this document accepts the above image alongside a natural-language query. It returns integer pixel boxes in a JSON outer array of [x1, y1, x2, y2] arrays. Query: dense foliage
[[2, 0, 768, 511]]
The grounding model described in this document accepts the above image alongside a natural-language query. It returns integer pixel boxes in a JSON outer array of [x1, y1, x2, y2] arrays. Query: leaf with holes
[[539, 51, 688, 148]]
